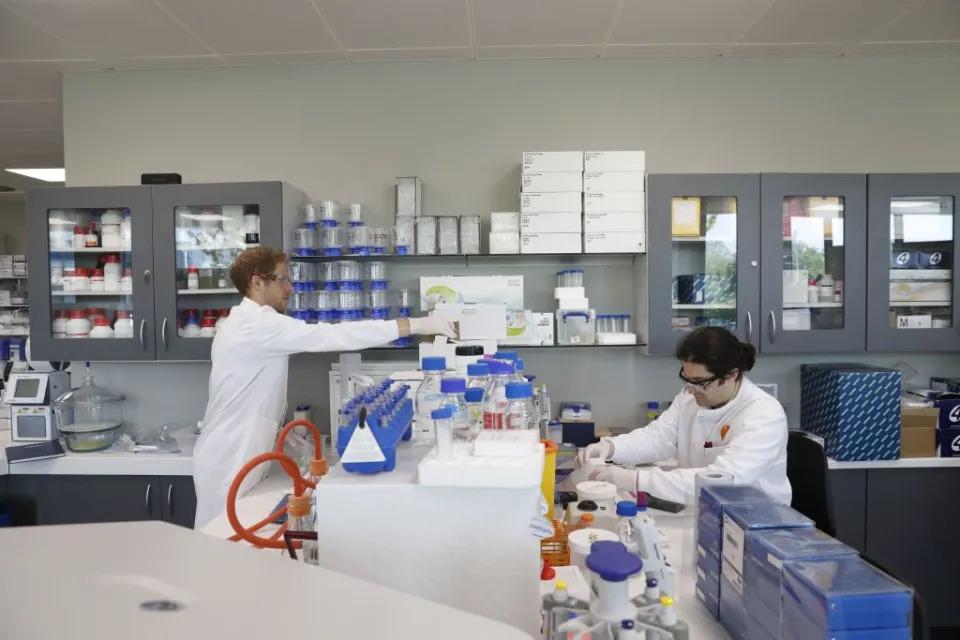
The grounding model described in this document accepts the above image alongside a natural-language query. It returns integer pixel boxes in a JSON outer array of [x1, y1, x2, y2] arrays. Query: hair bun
[[739, 341, 756, 372]]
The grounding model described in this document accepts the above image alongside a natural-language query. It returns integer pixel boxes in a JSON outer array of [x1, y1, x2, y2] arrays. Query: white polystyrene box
[[418, 441, 545, 487], [489, 232, 520, 254], [491, 211, 520, 231]]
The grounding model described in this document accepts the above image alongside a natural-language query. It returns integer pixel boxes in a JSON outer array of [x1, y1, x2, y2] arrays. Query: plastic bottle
[[615, 500, 640, 554], [466, 361, 492, 398], [415, 356, 446, 443], [432, 405, 454, 459], [464, 387, 484, 433], [505, 382, 537, 430], [439, 377, 473, 442], [286, 495, 318, 565], [483, 359, 515, 430], [645, 401, 660, 427]]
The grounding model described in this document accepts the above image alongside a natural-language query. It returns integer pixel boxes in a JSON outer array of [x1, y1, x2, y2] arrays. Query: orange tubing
[[226, 451, 306, 549]]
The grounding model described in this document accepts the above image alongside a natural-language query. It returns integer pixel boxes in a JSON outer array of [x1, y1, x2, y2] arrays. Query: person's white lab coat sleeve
[[607, 396, 683, 465], [243, 308, 399, 356], [633, 408, 789, 504]]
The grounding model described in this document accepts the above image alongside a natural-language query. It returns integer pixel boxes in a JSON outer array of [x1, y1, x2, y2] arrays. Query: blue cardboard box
[[696, 552, 721, 602], [747, 598, 780, 640], [890, 250, 918, 269], [722, 503, 814, 577], [720, 559, 746, 640], [698, 518, 724, 558], [781, 604, 910, 640], [699, 484, 776, 523], [800, 363, 902, 461], [695, 583, 720, 620], [935, 397, 960, 430], [781, 557, 912, 631], [937, 426, 960, 457]]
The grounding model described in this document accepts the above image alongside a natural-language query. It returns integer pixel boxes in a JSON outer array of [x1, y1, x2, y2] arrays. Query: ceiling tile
[[473, 0, 620, 46], [0, 100, 62, 129], [1, 0, 211, 58], [155, 0, 340, 54], [349, 48, 471, 62], [312, 0, 469, 49], [849, 41, 960, 56], [0, 61, 98, 100], [741, 0, 922, 44], [225, 52, 346, 66], [602, 43, 729, 57], [0, 5, 88, 60], [92, 56, 226, 70], [609, 0, 775, 45], [476, 45, 601, 59], [871, 0, 960, 42], [0, 129, 63, 153], [727, 43, 845, 57]]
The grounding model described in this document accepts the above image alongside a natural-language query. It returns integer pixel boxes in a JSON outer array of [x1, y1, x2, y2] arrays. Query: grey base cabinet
[[831, 467, 960, 628], [0, 475, 196, 529]]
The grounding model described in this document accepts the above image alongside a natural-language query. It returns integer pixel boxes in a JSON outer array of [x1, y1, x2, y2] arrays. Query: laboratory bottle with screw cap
[[483, 359, 515, 430], [615, 500, 639, 554], [505, 382, 537, 430], [286, 495, 318, 565], [415, 356, 446, 443], [439, 377, 474, 442]]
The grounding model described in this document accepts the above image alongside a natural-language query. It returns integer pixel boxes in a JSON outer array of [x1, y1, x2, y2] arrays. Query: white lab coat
[[608, 377, 791, 506], [193, 297, 399, 528]]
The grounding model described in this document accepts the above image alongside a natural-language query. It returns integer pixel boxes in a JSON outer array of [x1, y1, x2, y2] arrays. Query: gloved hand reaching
[[576, 438, 614, 467], [408, 315, 458, 339], [588, 465, 639, 495]]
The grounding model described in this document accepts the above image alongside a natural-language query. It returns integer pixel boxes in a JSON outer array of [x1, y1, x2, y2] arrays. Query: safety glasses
[[678, 367, 725, 391], [254, 272, 291, 286]]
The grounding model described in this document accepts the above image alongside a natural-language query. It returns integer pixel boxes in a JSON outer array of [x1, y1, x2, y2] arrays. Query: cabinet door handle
[[161, 318, 168, 350], [139, 319, 146, 350], [768, 310, 777, 344], [143, 269, 151, 283], [167, 483, 174, 517], [746, 311, 753, 342], [145, 483, 152, 516]]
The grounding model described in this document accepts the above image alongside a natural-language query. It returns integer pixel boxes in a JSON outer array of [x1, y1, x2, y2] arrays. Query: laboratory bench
[[829, 457, 960, 629], [0, 429, 196, 527]]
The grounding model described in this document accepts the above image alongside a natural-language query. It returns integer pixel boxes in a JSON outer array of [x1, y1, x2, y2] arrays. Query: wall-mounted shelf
[[0, 276, 27, 280], [290, 252, 643, 266], [52, 291, 130, 297], [890, 301, 951, 308], [0, 304, 29, 308], [368, 343, 647, 352], [783, 302, 844, 309], [177, 288, 239, 295], [672, 303, 736, 310], [52, 247, 131, 254]]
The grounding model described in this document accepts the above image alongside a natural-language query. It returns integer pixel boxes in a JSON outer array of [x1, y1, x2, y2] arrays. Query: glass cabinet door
[[27, 186, 156, 361], [152, 183, 284, 360], [647, 175, 760, 354], [760, 175, 866, 353], [868, 175, 960, 351]]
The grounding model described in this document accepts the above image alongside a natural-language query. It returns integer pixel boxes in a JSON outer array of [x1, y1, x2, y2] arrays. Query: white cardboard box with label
[[583, 151, 646, 172], [520, 212, 582, 233], [583, 192, 646, 214], [432, 303, 507, 340], [521, 232, 582, 254], [522, 151, 584, 172], [583, 212, 644, 233], [520, 192, 582, 214], [521, 172, 583, 193], [583, 171, 646, 193], [583, 232, 645, 253], [420, 275, 524, 311]]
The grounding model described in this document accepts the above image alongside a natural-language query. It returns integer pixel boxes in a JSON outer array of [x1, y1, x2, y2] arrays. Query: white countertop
[[828, 456, 960, 470], [0, 520, 532, 640], [0, 428, 193, 476]]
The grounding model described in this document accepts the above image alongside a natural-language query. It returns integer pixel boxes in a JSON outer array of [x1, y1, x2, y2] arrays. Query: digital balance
[[2, 371, 70, 442]]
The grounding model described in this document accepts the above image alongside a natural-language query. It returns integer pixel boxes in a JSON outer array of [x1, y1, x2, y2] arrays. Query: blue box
[[937, 426, 960, 457], [935, 397, 960, 430], [695, 583, 720, 620], [781, 557, 912, 631], [745, 527, 858, 612], [782, 603, 910, 640], [747, 598, 780, 639], [696, 554, 721, 602], [890, 250, 918, 269], [800, 363, 902, 461], [917, 249, 950, 269], [698, 519, 723, 558], [722, 503, 814, 574], [720, 562, 746, 640], [699, 485, 777, 523], [930, 376, 960, 394]]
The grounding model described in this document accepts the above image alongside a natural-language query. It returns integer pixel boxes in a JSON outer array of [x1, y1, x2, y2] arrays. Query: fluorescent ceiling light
[[5, 168, 65, 182]]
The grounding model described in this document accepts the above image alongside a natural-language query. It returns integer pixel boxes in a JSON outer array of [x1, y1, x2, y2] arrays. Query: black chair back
[[861, 555, 930, 640], [786, 430, 836, 536]]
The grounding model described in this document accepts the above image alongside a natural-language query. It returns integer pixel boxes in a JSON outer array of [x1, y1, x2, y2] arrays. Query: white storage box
[[890, 281, 951, 303], [433, 302, 507, 341], [503, 310, 554, 346], [583, 192, 646, 213], [583, 212, 644, 233], [782, 308, 812, 331], [491, 211, 520, 231], [420, 275, 524, 311], [520, 212, 582, 234], [584, 232, 645, 253], [583, 171, 646, 193], [418, 440, 545, 488], [520, 192, 582, 214], [489, 232, 520, 254], [521, 232, 581, 254], [522, 151, 584, 173], [521, 172, 583, 193], [554, 286, 586, 299], [584, 151, 646, 172], [558, 297, 590, 311]]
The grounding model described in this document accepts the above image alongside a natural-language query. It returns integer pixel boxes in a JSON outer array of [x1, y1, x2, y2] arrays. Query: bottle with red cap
[[215, 308, 230, 331], [72, 268, 91, 292], [186, 267, 200, 290], [52, 310, 68, 338], [114, 309, 134, 339], [121, 268, 133, 294], [181, 309, 201, 338], [89, 315, 114, 339], [103, 254, 121, 290], [199, 316, 217, 338], [72, 225, 87, 250], [89, 268, 105, 292], [66, 309, 91, 339]]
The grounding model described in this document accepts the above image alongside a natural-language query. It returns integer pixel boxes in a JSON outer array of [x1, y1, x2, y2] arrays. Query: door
[[152, 182, 284, 360], [159, 476, 197, 528], [867, 174, 960, 351], [647, 174, 760, 354], [760, 174, 867, 353], [34, 475, 159, 525], [27, 186, 156, 361]]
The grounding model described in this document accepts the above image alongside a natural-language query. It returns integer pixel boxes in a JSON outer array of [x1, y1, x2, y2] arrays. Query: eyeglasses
[[678, 367, 724, 391], [254, 272, 291, 285]]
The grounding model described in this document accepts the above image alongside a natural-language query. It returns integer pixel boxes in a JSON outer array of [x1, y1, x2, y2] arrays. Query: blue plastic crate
[[800, 363, 901, 461], [781, 557, 912, 631]]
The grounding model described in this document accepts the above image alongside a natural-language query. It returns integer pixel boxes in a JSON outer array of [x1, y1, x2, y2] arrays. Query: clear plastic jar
[[395, 218, 415, 255], [396, 288, 413, 309], [367, 289, 389, 310], [321, 227, 344, 256], [365, 261, 387, 282], [348, 225, 368, 255], [416, 216, 437, 255], [320, 261, 338, 284], [317, 290, 337, 310], [369, 227, 389, 254], [338, 284, 363, 311], [303, 202, 323, 225], [337, 260, 362, 282], [505, 382, 537, 430], [348, 203, 363, 225], [289, 260, 316, 283], [294, 226, 318, 255]]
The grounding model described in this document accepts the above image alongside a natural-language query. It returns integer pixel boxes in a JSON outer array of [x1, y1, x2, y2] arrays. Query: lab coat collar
[[240, 296, 278, 314]]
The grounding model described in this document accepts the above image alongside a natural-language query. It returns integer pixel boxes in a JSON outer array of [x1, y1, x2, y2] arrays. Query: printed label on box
[[722, 514, 746, 573], [721, 559, 744, 596], [766, 554, 784, 570]]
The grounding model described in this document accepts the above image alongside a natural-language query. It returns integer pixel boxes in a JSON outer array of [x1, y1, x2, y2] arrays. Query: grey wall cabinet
[[867, 174, 960, 352], [27, 182, 305, 361], [159, 476, 197, 528], [647, 174, 761, 354], [759, 174, 867, 353], [27, 186, 158, 361]]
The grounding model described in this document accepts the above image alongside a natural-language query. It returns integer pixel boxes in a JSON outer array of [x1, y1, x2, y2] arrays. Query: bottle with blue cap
[[431, 405, 454, 459], [505, 381, 537, 430], [415, 356, 446, 443], [439, 377, 475, 442], [483, 359, 515, 430], [464, 387, 485, 433], [466, 361, 492, 399], [615, 500, 640, 555]]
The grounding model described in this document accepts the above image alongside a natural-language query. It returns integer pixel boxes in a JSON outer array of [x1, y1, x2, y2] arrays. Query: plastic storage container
[[416, 216, 437, 255], [53, 365, 125, 452], [556, 310, 596, 345], [321, 227, 344, 256], [438, 216, 459, 255], [557, 269, 584, 288], [348, 225, 369, 256], [460, 215, 481, 255], [395, 218, 415, 255]]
